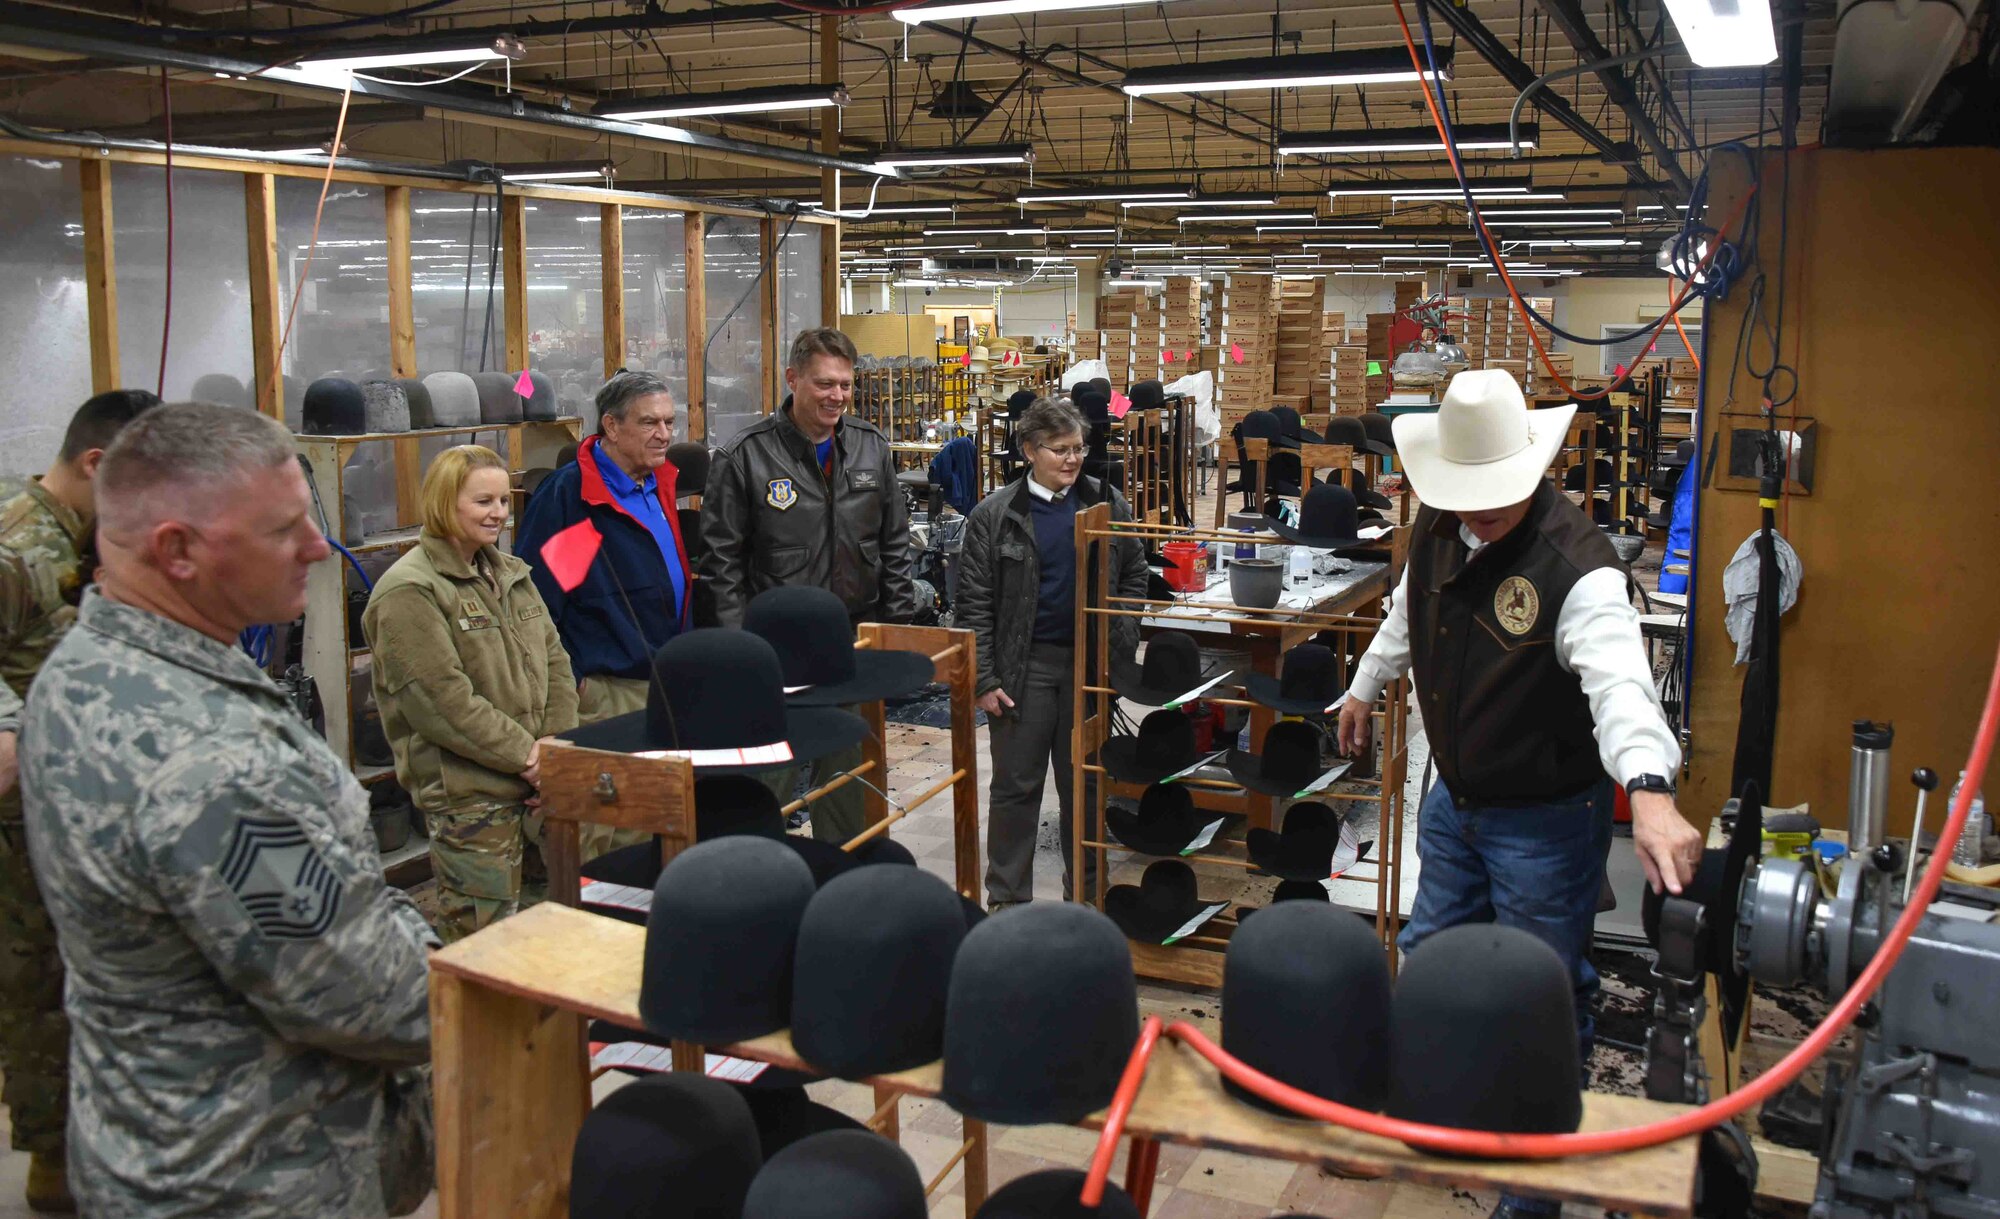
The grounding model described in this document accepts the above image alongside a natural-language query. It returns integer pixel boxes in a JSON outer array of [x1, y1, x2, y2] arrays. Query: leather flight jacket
[[700, 398, 916, 628]]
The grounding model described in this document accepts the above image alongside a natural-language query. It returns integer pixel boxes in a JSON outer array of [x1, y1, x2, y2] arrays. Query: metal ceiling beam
[[1528, 0, 1693, 192], [94, 101, 426, 141]]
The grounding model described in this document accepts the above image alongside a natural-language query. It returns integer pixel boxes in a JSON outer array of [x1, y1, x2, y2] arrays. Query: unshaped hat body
[[1386, 923, 1583, 1142], [396, 377, 436, 429], [791, 865, 968, 1078], [523, 368, 559, 421], [741, 1130, 927, 1219], [422, 370, 482, 427], [1222, 900, 1391, 1114], [362, 379, 411, 433], [943, 903, 1139, 1125], [302, 377, 366, 435], [974, 1169, 1140, 1219], [473, 370, 524, 423], [567, 1072, 763, 1219], [641, 836, 816, 1043]]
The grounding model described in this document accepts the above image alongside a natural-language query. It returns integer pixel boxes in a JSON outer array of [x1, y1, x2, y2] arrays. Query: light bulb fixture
[[1122, 193, 1280, 209], [1327, 175, 1534, 198], [1661, 0, 1778, 66], [1307, 241, 1450, 249], [1278, 122, 1536, 156], [875, 143, 1035, 169], [922, 226, 1048, 236], [1176, 212, 1321, 224], [1253, 223, 1389, 234], [497, 160, 616, 183], [1121, 47, 1452, 96], [298, 35, 525, 72], [1071, 242, 1174, 249], [1017, 186, 1192, 203], [598, 84, 851, 121]]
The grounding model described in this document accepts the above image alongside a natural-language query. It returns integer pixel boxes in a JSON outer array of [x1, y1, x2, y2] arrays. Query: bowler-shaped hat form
[[745, 585, 935, 707], [568, 1073, 762, 1219], [1393, 370, 1575, 513], [562, 629, 867, 776], [1100, 709, 1202, 786], [1358, 412, 1397, 454], [741, 1130, 926, 1219], [1103, 859, 1215, 944], [1105, 782, 1218, 856], [640, 836, 816, 1044], [1321, 463, 1394, 512], [1266, 483, 1371, 552], [302, 377, 365, 435], [1244, 801, 1341, 881], [736, 1086, 868, 1160], [523, 368, 559, 421], [943, 902, 1139, 1125], [1110, 631, 1206, 706], [396, 378, 435, 430], [1128, 379, 1166, 411], [1225, 720, 1343, 798], [791, 866, 968, 1078], [1222, 900, 1391, 1116], [423, 371, 481, 427], [1241, 644, 1345, 717], [1387, 923, 1583, 1143], [361, 379, 410, 432], [1234, 879, 1331, 923], [974, 1169, 1140, 1219]]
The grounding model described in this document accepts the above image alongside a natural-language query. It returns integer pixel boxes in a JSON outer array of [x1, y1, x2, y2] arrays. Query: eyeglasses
[[1038, 444, 1087, 461]]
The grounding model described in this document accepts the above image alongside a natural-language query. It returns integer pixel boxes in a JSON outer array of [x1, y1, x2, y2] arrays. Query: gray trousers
[[985, 642, 1098, 903], [759, 716, 867, 844]]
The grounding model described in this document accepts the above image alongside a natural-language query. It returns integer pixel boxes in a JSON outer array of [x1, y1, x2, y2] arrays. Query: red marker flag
[[513, 368, 534, 397], [1162, 349, 1177, 364], [1229, 343, 1245, 364], [541, 518, 603, 592], [960, 351, 972, 367]]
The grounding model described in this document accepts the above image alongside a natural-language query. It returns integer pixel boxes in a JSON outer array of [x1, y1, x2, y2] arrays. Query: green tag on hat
[[1366, 361, 1383, 376]]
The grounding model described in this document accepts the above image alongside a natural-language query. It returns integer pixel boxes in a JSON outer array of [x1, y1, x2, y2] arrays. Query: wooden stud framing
[[762, 217, 781, 413], [684, 215, 707, 442], [600, 203, 624, 379], [501, 193, 529, 374], [385, 185, 417, 378], [80, 158, 119, 393], [244, 174, 284, 418], [821, 220, 841, 327]]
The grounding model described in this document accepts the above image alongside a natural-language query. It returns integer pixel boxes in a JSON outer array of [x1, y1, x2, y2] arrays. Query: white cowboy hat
[[1391, 369, 1576, 512]]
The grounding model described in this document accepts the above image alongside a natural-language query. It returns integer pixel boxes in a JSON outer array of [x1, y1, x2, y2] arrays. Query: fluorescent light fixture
[[1071, 242, 1173, 249], [1429, 192, 1568, 204], [1107, 279, 1166, 288], [1172, 244, 1229, 251], [1522, 239, 1637, 247], [1479, 218, 1614, 227], [1017, 187, 1192, 203], [895, 0, 1177, 24], [1327, 175, 1533, 197], [497, 160, 616, 183], [1254, 224, 1386, 234], [876, 143, 1034, 168], [1471, 207, 1624, 217], [1307, 241, 1449, 249], [885, 243, 981, 251], [1278, 123, 1536, 156], [1662, 0, 1778, 66], [298, 36, 524, 72], [893, 280, 943, 288], [598, 84, 850, 121], [1044, 227, 1121, 235], [1177, 212, 1320, 224], [922, 227, 1047, 236], [1123, 194, 1279, 209], [1121, 48, 1452, 96], [815, 205, 954, 218]]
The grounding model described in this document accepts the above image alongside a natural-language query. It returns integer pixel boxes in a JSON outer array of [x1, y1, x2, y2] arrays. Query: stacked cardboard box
[[1097, 288, 1141, 385], [1528, 351, 1575, 394], [1131, 289, 1163, 384], [1074, 330, 1102, 360], [1330, 345, 1368, 414], [1365, 312, 1394, 366], [1217, 275, 1278, 416], [1161, 277, 1202, 379], [1485, 359, 1529, 390], [1273, 280, 1322, 406]]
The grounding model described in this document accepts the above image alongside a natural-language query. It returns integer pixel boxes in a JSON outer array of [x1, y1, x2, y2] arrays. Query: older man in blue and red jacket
[[517, 371, 692, 724]]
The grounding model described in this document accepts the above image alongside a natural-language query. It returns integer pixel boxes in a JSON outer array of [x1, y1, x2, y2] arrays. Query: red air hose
[[1080, 1015, 1163, 1207], [1162, 637, 2000, 1157]]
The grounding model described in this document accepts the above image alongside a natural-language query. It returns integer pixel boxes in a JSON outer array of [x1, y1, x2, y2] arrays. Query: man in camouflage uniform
[[21, 404, 435, 1219], [0, 389, 156, 1213]]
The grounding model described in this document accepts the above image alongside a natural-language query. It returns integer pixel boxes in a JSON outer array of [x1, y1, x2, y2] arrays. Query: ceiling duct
[[928, 79, 995, 121], [1825, 0, 1980, 144]]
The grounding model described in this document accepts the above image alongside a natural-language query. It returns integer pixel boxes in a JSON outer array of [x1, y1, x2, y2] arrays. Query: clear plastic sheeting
[[703, 214, 765, 447], [777, 223, 823, 363], [410, 188, 508, 375], [114, 164, 256, 407], [1165, 370, 1219, 445], [275, 178, 393, 429], [620, 209, 688, 415], [0, 155, 92, 478], [525, 200, 603, 392]]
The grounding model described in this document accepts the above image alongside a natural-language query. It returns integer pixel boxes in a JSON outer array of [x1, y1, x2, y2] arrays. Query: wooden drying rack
[[1069, 505, 1413, 987], [432, 624, 987, 1218]]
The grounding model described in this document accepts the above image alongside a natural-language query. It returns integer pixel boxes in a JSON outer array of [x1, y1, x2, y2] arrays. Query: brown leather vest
[[1407, 481, 1620, 804]]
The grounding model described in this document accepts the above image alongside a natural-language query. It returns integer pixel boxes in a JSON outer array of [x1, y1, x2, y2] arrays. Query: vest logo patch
[[765, 478, 798, 510], [1495, 576, 1540, 636]]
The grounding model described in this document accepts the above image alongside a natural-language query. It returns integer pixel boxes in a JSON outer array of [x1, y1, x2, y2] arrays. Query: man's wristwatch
[[1626, 773, 1676, 798]]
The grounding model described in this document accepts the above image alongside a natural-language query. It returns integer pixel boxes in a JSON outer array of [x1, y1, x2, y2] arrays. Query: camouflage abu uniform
[[22, 590, 435, 1219], [0, 479, 89, 1159]]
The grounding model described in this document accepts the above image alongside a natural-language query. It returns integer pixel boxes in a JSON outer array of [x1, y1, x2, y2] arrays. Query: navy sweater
[[1030, 490, 1083, 644]]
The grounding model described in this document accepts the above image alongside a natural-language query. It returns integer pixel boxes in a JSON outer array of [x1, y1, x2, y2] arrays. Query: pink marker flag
[[960, 351, 972, 367], [1162, 349, 1177, 364], [513, 368, 534, 397], [541, 519, 603, 593], [1184, 350, 1196, 362], [1229, 343, 1245, 365], [1109, 392, 1133, 419]]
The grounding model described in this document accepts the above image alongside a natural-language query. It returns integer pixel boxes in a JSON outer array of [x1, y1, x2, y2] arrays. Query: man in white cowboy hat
[[1338, 370, 1701, 1217]]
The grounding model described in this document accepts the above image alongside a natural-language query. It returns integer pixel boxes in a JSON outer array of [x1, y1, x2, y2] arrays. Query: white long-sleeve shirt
[[1347, 523, 1680, 787]]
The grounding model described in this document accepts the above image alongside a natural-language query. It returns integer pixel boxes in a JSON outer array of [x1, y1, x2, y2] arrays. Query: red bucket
[[1162, 540, 1207, 592]]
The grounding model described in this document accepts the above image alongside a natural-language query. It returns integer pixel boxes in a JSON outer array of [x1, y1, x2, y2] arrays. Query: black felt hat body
[[302, 377, 366, 435], [1100, 709, 1202, 785], [791, 866, 968, 1078], [1110, 631, 1205, 706], [745, 585, 934, 706], [666, 441, 711, 494], [1322, 464, 1394, 511], [974, 1169, 1140, 1219], [1102, 859, 1214, 943], [1270, 405, 1324, 445], [1235, 879, 1331, 923], [741, 1130, 927, 1219], [1225, 721, 1341, 797], [943, 902, 1139, 1125], [1387, 923, 1583, 1141], [568, 1072, 763, 1219], [1105, 782, 1215, 856], [1223, 900, 1392, 1114], [1266, 483, 1370, 551], [1358, 412, 1397, 453], [524, 368, 559, 420], [1324, 413, 1393, 457], [641, 836, 817, 1043], [561, 628, 867, 775], [737, 1086, 868, 1160], [396, 378, 436, 429], [1128, 379, 1166, 411], [1245, 801, 1340, 881], [1241, 644, 1345, 716]]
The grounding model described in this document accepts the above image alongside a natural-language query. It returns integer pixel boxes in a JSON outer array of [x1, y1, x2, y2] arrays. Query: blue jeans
[[1398, 775, 1614, 1216]]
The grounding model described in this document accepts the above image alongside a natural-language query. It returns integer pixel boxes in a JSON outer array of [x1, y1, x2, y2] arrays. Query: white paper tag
[[1161, 750, 1226, 784], [590, 1041, 770, 1083], [1293, 760, 1354, 798], [1179, 818, 1228, 856], [1321, 822, 1364, 887], [1162, 902, 1229, 945], [1165, 670, 1234, 710], [637, 742, 795, 767], [581, 880, 654, 915]]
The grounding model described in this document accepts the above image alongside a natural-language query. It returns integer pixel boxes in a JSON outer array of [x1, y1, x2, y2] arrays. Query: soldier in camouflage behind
[[20, 404, 435, 1219], [0, 388, 157, 1213]]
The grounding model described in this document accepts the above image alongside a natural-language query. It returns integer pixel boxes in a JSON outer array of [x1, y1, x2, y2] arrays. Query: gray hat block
[[422, 372, 482, 428]]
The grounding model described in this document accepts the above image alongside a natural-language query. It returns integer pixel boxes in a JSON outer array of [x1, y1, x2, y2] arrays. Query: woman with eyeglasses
[[957, 398, 1148, 909]]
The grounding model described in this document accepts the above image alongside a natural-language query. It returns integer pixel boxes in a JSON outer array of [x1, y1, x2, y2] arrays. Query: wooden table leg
[[962, 1117, 989, 1212]]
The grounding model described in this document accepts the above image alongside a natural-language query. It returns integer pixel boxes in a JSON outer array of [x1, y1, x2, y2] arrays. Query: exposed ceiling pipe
[[1528, 0, 1695, 192]]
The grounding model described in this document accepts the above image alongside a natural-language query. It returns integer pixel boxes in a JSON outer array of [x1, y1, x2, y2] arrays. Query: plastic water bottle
[[1949, 770, 1988, 867], [1287, 545, 1313, 591]]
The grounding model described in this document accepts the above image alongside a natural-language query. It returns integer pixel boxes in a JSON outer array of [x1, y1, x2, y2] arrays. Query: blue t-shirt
[[815, 435, 836, 478], [593, 451, 687, 617]]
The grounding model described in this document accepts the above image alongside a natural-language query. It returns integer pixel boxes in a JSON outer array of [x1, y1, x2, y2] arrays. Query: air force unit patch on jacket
[[766, 478, 798, 510], [220, 818, 343, 939]]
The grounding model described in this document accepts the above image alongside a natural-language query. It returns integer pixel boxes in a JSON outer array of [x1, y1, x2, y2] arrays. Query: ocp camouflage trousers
[[0, 820, 67, 1156], [425, 802, 542, 944]]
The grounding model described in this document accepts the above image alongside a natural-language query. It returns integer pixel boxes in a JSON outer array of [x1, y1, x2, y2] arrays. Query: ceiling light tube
[[1123, 194, 1280, 209], [1017, 187, 1192, 203], [1071, 242, 1174, 250], [895, 0, 1176, 24], [1278, 122, 1537, 155], [922, 227, 1048, 236], [1470, 207, 1624, 216], [1420, 192, 1569, 204], [598, 84, 851, 121], [1327, 175, 1533, 197], [1177, 212, 1321, 224], [811, 204, 955, 216], [497, 160, 616, 182], [876, 143, 1035, 168], [298, 36, 525, 72], [1254, 224, 1389, 234], [1478, 218, 1614, 227], [1121, 47, 1452, 96], [1662, 0, 1778, 66], [1523, 238, 1636, 247]]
